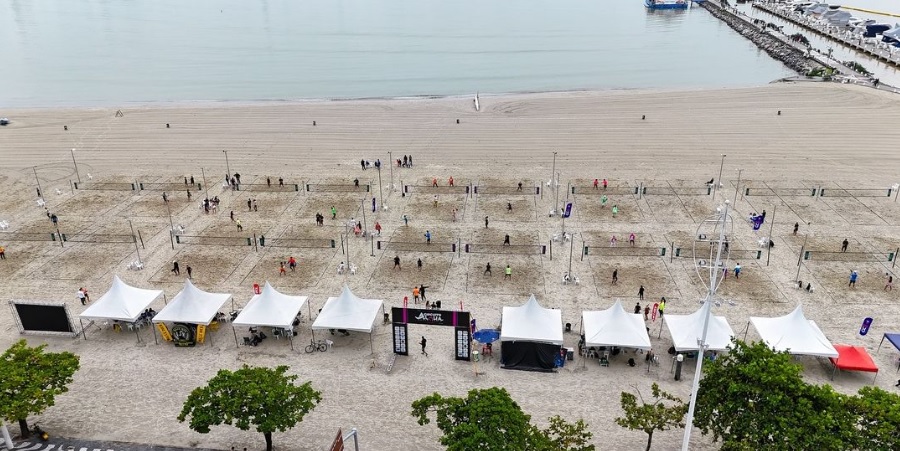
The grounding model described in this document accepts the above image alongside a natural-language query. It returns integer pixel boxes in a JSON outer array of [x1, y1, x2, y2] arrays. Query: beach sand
[[0, 82, 899, 450]]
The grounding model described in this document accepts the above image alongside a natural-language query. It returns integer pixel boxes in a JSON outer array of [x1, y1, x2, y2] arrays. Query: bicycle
[[305, 338, 328, 353]]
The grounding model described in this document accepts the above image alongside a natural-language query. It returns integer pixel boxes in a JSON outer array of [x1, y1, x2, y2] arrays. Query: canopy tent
[[876, 333, 900, 371], [232, 282, 310, 350], [664, 301, 735, 352], [582, 300, 651, 350], [829, 344, 878, 383], [153, 279, 231, 326], [749, 305, 838, 358], [500, 294, 563, 372], [79, 275, 164, 343], [311, 285, 383, 352]]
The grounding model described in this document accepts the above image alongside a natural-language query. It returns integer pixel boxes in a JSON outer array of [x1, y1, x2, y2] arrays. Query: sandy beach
[[1, 82, 899, 450]]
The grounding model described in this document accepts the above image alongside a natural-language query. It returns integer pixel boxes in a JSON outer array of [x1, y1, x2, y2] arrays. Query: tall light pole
[[164, 195, 175, 249], [551, 152, 558, 215], [682, 201, 730, 451], [70, 148, 81, 184], [201, 167, 209, 200], [388, 151, 394, 192], [223, 150, 231, 179], [733, 168, 743, 204], [377, 163, 384, 210], [711, 154, 726, 203]]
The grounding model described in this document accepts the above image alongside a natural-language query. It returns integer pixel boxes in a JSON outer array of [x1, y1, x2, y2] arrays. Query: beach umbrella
[[473, 329, 500, 343]]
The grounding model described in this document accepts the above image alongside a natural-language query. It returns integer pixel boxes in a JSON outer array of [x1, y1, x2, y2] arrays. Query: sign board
[[563, 202, 573, 218], [860, 317, 873, 336], [156, 322, 172, 341], [196, 324, 207, 344], [391, 307, 471, 327], [393, 323, 408, 355], [455, 327, 471, 361], [328, 428, 344, 451]]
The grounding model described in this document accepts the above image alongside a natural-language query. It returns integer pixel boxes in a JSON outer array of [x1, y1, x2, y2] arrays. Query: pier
[[752, 1, 900, 69]]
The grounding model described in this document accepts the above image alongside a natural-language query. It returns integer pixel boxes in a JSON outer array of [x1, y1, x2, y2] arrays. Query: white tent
[[80, 275, 163, 322], [582, 300, 651, 350], [233, 282, 309, 329], [312, 285, 383, 333], [664, 302, 735, 352], [500, 294, 563, 345], [232, 282, 309, 350], [749, 305, 838, 358], [152, 279, 231, 326]]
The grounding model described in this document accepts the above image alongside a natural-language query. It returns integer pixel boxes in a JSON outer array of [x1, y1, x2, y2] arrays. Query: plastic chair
[[599, 351, 610, 367]]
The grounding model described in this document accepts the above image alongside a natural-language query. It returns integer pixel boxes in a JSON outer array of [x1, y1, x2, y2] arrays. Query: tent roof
[[232, 282, 308, 329], [311, 285, 382, 333], [152, 279, 231, 326], [664, 302, 735, 351], [80, 275, 163, 322], [750, 305, 838, 357], [830, 345, 878, 373], [500, 294, 563, 345], [582, 300, 651, 350], [882, 333, 900, 352]]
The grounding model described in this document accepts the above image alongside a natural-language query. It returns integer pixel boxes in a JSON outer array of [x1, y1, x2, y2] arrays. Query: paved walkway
[[1, 439, 220, 451]]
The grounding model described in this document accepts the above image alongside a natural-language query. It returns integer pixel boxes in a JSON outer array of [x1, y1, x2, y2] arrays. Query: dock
[[753, 1, 900, 69]]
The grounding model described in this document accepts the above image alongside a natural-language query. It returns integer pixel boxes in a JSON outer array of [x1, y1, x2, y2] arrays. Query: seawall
[[701, 1, 821, 75]]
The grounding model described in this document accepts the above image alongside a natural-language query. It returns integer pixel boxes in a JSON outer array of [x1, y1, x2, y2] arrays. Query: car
[[0, 118, 9, 126]]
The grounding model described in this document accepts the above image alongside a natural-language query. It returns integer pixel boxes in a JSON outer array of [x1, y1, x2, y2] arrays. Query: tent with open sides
[[749, 305, 838, 358], [152, 279, 232, 346], [664, 301, 735, 352], [79, 275, 163, 342], [232, 282, 310, 350], [311, 285, 383, 353], [829, 344, 878, 382], [876, 333, 900, 371], [582, 300, 652, 350], [500, 294, 563, 372]]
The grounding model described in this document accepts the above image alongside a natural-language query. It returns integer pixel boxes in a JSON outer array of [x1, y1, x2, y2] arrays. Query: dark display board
[[12, 302, 75, 335]]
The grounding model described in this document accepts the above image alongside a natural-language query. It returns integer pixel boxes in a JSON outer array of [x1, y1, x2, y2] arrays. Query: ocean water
[[0, 0, 814, 107]]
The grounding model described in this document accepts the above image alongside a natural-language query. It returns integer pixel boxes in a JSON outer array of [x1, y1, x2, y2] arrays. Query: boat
[[864, 22, 891, 37], [645, 0, 688, 10], [881, 24, 900, 43]]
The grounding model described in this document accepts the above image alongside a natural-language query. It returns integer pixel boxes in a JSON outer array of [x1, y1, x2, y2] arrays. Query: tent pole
[[231, 296, 235, 312], [134, 323, 141, 343], [79, 319, 87, 341], [163, 293, 168, 305], [743, 321, 750, 340], [233, 326, 239, 347], [290, 331, 294, 351], [370, 333, 374, 354], [877, 334, 884, 353], [152, 321, 158, 345], [307, 300, 312, 319]]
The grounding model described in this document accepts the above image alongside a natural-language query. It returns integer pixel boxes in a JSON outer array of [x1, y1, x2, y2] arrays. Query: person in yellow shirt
[[504, 265, 512, 280], [0, 245, 5, 260]]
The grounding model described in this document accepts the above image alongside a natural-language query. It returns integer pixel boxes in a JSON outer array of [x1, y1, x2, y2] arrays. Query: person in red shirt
[[288, 256, 297, 271], [593, 179, 599, 189], [374, 222, 382, 236]]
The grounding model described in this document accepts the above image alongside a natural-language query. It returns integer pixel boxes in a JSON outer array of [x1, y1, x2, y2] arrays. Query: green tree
[[178, 365, 321, 451], [0, 340, 80, 438], [615, 383, 687, 450], [846, 386, 900, 450], [694, 339, 854, 450], [411, 387, 593, 451]]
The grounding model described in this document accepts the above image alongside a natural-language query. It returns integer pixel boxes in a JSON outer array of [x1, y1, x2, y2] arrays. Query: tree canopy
[[411, 387, 593, 451], [616, 382, 687, 450], [0, 340, 80, 437], [178, 365, 321, 451]]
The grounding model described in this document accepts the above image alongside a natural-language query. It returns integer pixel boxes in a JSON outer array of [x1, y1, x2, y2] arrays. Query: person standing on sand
[[634, 302, 641, 314], [279, 177, 284, 187], [172, 261, 180, 275], [425, 230, 431, 244], [600, 195, 608, 208], [485, 216, 489, 228], [638, 285, 645, 300], [643, 305, 650, 321], [421, 336, 428, 356], [734, 263, 742, 279], [612, 205, 619, 218], [374, 222, 382, 236], [0, 245, 5, 260], [77, 288, 86, 305], [230, 211, 235, 222], [289, 256, 297, 271], [448, 176, 454, 187], [331, 206, 337, 220], [841, 238, 849, 253], [503, 235, 510, 246], [247, 198, 252, 212], [236, 220, 243, 231], [629, 233, 636, 247], [793, 222, 799, 235], [187, 265, 193, 279], [413, 286, 420, 303], [849, 270, 858, 288], [658, 298, 666, 317], [884, 273, 893, 291], [603, 179, 608, 190], [419, 285, 429, 302], [484, 263, 492, 276], [517, 182, 523, 192], [612, 268, 618, 285], [372, 197, 376, 212], [279, 262, 286, 276], [417, 258, 423, 271], [432, 177, 438, 188], [403, 214, 409, 226], [253, 199, 258, 212], [505, 265, 512, 280], [593, 179, 599, 190], [394, 256, 401, 270]]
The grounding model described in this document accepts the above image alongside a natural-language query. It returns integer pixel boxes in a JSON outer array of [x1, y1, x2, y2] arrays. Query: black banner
[[391, 307, 470, 327], [14, 303, 74, 333], [392, 323, 408, 355]]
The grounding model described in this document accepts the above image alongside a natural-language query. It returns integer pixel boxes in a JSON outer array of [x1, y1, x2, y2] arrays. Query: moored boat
[[645, 0, 688, 10]]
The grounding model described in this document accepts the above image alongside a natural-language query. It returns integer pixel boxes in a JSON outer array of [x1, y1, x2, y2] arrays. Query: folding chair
[[599, 351, 610, 367]]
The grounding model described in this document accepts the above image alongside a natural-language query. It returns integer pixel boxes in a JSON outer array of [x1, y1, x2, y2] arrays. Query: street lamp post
[[388, 151, 394, 193], [127, 218, 142, 266], [164, 196, 175, 249], [552, 152, 558, 215], [223, 150, 231, 179], [682, 201, 730, 451], [377, 163, 384, 210], [711, 154, 726, 203], [70, 148, 81, 184], [201, 167, 209, 200]]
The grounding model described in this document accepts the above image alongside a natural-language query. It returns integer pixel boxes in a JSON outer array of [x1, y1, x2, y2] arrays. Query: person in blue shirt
[[849, 270, 858, 288]]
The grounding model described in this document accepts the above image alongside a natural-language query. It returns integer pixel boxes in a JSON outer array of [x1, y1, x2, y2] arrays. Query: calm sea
[[1, 0, 893, 107]]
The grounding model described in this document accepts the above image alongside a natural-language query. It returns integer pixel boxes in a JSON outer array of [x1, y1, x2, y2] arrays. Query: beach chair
[[242, 337, 252, 346], [599, 351, 610, 367]]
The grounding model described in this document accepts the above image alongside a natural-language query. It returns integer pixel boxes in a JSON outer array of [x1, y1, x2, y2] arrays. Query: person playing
[[504, 264, 512, 280], [413, 286, 420, 303], [600, 195, 608, 208], [517, 182, 523, 191], [629, 232, 636, 247], [247, 198, 252, 211], [448, 176, 454, 187], [612, 205, 619, 218], [394, 256, 401, 270], [417, 258, 423, 271], [634, 302, 641, 314], [236, 219, 243, 231], [484, 262, 492, 276], [279, 262, 286, 276], [433, 195, 438, 208], [507, 202, 512, 212], [419, 285, 429, 302], [403, 214, 409, 226], [602, 178, 608, 190], [0, 245, 5, 260], [331, 206, 337, 220], [424, 230, 432, 244], [593, 179, 599, 189], [643, 305, 650, 321], [432, 177, 438, 188], [172, 261, 180, 275], [841, 238, 849, 252], [734, 263, 742, 279], [374, 222, 382, 236], [288, 256, 297, 271], [885, 273, 894, 291], [793, 222, 799, 236], [503, 234, 510, 246], [610, 235, 617, 247], [658, 298, 666, 317], [849, 270, 858, 288], [186, 265, 193, 279], [420, 336, 428, 356], [638, 285, 645, 300], [612, 268, 618, 284], [77, 288, 86, 305], [279, 177, 284, 187], [484, 216, 489, 228]]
